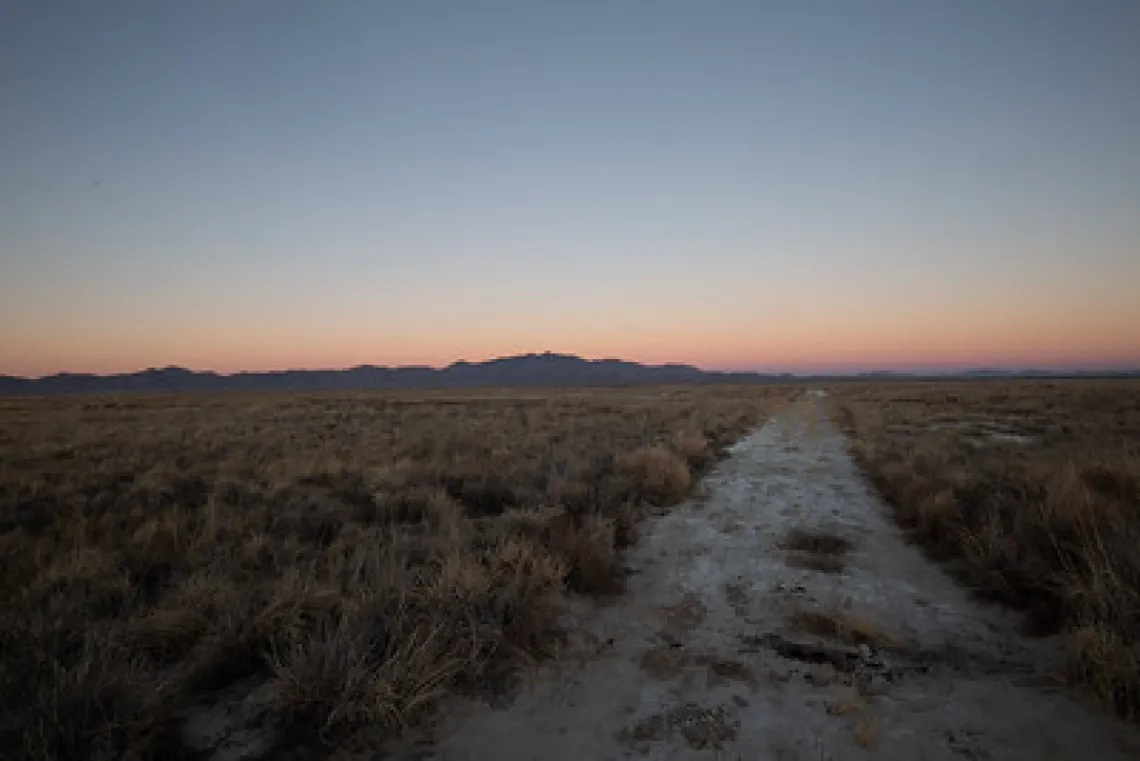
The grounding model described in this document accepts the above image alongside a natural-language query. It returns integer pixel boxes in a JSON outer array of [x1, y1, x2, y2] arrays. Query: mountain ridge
[[0, 352, 782, 395], [2, 352, 1137, 395]]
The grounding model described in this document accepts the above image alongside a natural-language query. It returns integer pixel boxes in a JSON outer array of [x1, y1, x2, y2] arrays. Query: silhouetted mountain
[[855, 370, 915, 379], [0, 353, 777, 395], [4, 356, 1137, 395], [957, 367, 1140, 379], [835, 367, 1140, 381]]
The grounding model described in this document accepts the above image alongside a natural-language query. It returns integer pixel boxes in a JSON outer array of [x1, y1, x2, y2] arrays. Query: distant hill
[[0, 352, 783, 395], [2, 355, 1136, 395], [841, 367, 1140, 381]]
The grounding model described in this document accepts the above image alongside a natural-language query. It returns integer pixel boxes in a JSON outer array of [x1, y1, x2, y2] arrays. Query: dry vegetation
[[828, 379, 1140, 719], [780, 527, 852, 574], [788, 609, 896, 649], [0, 384, 792, 760]]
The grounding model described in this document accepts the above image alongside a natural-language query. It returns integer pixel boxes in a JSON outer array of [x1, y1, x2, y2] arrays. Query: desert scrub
[[0, 384, 792, 759], [829, 379, 1140, 721]]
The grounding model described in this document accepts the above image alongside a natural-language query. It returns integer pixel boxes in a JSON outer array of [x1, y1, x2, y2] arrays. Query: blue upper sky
[[2, 1, 1138, 375]]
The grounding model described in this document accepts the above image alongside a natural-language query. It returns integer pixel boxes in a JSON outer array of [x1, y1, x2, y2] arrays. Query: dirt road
[[430, 392, 1139, 760]]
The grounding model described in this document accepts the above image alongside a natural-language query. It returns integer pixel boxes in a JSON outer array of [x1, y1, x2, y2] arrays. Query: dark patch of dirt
[[781, 527, 854, 556], [723, 582, 750, 617], [785, 551, 847, 574], [695, 655, 757, 690], [741, 632, 1040, 686], [639, 645, 688, 680], [659, 592, 707, 634]]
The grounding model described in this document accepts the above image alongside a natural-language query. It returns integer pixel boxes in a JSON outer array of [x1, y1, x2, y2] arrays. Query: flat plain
[[3, 378, 1138, 760], [829, 379, 1140, 720], [0, 384, 793, 760]]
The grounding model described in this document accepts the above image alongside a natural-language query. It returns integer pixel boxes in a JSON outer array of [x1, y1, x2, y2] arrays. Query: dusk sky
[[2, 1, 1138, 377]]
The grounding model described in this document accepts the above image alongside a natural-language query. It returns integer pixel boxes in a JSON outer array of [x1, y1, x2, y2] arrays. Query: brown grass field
[[4, 378, 1139, 759], [0, 384, 794, 760], [828, 379, 1140, 720]]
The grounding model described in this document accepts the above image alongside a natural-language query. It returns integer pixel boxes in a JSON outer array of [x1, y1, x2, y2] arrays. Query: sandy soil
[[426, 392, 1140, 761]]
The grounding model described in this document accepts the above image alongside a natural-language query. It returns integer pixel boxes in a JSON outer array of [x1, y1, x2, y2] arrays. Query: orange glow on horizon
[[6, 333, 1139, 378], [4, 283, 1138, 378]]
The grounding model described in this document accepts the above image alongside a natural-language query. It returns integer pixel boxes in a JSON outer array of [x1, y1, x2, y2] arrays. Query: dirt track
[[428, 392, 1140, 760]]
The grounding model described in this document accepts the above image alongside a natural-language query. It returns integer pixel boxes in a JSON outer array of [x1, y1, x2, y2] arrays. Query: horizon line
[[5, 350, 1140, 381]]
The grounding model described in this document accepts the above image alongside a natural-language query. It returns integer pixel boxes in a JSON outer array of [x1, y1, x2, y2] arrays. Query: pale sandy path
[[426, 392, 1140, 761]]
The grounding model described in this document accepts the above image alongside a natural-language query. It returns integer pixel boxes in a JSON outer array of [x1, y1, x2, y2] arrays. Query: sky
[[2, 1, 1139, 377]]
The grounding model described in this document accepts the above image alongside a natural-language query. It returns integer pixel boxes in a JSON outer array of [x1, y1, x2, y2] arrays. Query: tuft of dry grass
[[853, 710, 879, 748], [825, 690, 878, 748], [618, 445, 692, 505], [0, 384, 793, 759], [788, 609, 896, 649], [829, 379, 1140, 720], [670, 430, 713, 470], [780, 527, 853, 574]]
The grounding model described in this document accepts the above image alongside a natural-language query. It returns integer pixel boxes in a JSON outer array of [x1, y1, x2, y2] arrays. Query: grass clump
[[788, 609, 896, 649], [619, 444, 692, 505]]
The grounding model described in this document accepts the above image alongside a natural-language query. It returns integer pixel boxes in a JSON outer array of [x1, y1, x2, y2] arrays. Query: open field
[[433, 392, 1139, 760], [0, 384, 794, 760], [828, 379, 1140, 720], [5, 378, 1139, 760]]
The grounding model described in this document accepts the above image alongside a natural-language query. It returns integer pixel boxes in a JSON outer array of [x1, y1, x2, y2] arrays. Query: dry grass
[[788, 609, 896, 649], [0, 384, 792, 760], [780, 527, 854, 557], [828, 379, 1140, 719], [660, 591, 709, 634], [825, 690, 877, 748], [618, 445, 693, 505], [852, 710, 879, 748], [780, 527, 853, 574]]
